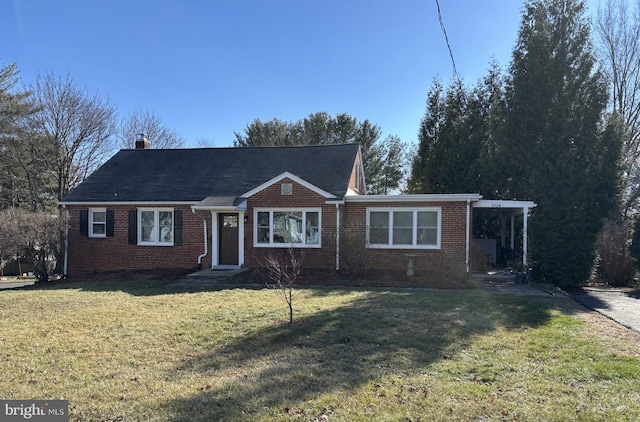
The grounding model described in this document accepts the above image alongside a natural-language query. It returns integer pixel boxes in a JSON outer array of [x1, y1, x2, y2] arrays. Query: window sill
[[137, 242, 175, 247], [367, 244, 440, 250], [254, 243, 322, 249]]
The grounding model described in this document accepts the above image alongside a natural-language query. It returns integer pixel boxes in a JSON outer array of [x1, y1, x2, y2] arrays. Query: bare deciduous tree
[[26, 72, 117, 202], [596, 0, 640, 215], [116, 109, 185, 149], [264, 248, 304, 324]]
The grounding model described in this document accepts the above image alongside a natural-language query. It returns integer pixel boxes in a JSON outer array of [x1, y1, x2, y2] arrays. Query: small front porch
[[192, 196, 248, 269], [183, 265, 247, 282], [471, 199, 536, 280]]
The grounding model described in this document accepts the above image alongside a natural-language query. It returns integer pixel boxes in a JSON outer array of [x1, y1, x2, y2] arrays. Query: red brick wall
[[65, 195, 471, 278], [340, 200, 469, 277], [65, 205, 206, 275], [243, 178, 338, 269]]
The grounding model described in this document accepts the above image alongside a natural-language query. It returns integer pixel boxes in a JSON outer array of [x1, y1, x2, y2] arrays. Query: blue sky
[[2, 0, 601, 148]]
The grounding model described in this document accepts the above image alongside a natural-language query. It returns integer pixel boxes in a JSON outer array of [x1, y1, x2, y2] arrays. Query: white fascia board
[[473, 199, 537, 209], [241, 171, 337, 199], [59, 201, 198, 206], [345, 193, 483, 203]]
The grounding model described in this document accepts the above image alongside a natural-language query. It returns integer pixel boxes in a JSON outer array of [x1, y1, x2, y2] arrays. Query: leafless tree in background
[[117, 109, 185, 149], [596, 0, 640, 215], [26, 72, 117, 203]]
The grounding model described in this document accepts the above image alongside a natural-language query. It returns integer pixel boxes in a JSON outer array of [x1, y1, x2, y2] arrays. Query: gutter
[[335, 203, 340, 271], [465, 198, 471, 275], [191, 208, 208, 269]]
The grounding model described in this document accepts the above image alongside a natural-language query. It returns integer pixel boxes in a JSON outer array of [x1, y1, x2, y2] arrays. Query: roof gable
[[242, 172, 337, 199], [61, 144, 360, 204]]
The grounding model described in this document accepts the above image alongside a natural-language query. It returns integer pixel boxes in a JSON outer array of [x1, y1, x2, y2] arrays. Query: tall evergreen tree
[[0, 62, 40, 210], [408, 72, 503, 195], [506, 0, 622, 287], [234, 112, 405, 194], [408, 80, 445, 193]]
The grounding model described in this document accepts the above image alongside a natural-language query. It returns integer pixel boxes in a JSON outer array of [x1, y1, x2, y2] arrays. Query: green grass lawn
[[1, 279, 639, 421]]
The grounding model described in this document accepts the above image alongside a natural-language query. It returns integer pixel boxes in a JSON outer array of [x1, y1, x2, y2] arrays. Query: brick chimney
[[135, 133, 150, 149]]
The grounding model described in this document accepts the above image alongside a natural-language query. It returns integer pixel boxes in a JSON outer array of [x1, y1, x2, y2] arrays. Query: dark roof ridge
[[120, 143, 359, 152]]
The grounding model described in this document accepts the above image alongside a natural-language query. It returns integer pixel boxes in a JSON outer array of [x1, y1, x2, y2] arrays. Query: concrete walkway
[[571, 288, 640, 334]]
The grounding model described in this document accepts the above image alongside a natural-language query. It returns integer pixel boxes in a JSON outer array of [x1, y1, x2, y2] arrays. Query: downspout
[[192, 209, 208, 269], [523, 207, 529, 270], [465, 198, 471, 275], [62, 205, 69, 278], [335, 203, 340, 271]]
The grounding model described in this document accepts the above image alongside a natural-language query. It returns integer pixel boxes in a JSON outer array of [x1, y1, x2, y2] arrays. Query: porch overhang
[[191, 196, 247, 211], [473, 199, 537, 271]]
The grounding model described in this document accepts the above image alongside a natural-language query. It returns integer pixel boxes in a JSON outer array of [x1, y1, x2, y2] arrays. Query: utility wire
[[435, 0, 458, 78]]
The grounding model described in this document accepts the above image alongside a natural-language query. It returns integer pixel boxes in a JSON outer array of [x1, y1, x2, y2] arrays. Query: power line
[[435, 0, 458, 78]]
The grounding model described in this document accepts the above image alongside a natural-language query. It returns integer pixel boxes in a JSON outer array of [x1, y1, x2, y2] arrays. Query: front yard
[[1, 279, 639, 421]]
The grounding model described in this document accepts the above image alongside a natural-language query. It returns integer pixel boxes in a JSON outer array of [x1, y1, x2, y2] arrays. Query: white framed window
[[89, 208, 106, 238], [254, 208, 321, 248], [366, 207, 441, 249], [138, 208, 174, 246]]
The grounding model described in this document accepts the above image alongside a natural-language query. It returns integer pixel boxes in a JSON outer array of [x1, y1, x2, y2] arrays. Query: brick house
[[60, 141, 533, 279]]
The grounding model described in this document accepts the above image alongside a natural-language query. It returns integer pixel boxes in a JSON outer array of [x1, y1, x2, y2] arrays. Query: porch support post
[[238, 211, 245, 266], [465, 198, 471, 274], [510, 215, 515, 250], [501, 216, 506, 248], [522, 207, 529, 269]]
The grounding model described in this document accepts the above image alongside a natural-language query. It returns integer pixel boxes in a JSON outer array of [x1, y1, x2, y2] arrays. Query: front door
[[218, 213, 239, 265]]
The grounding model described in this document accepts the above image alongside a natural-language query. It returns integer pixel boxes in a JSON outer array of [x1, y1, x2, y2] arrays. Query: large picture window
[[138, 208, 174, 245], [255, 208, 321, 247], [367, 208, 441, 249]]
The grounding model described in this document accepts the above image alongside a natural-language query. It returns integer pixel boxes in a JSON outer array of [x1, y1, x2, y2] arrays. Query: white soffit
[[345, 193, 483, 203]]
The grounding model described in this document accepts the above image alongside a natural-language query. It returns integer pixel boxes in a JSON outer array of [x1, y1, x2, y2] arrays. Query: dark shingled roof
[[61, 144, 360, 203]]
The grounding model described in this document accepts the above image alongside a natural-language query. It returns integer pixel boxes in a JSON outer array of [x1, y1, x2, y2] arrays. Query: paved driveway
[[571, 288, 640, 334], [0, 281, 35, 290]]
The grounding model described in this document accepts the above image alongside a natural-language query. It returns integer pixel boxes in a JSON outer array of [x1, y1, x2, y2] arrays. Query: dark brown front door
[[219, 213, 239, 265]]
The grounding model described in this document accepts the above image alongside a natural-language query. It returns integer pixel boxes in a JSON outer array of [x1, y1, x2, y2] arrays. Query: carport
[[472, 200, 536, 274]]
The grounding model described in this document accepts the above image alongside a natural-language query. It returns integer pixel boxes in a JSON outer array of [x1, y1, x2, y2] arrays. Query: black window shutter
[[106, 210, 115, 237], [79, 210, 88, 237], [174, 210, 183, 246], [128, 210, 137, 245]]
